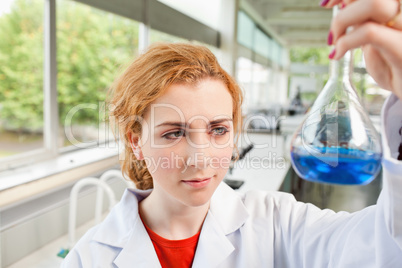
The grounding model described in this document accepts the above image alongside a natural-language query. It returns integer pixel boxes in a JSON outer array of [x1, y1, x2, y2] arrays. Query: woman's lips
[[182, 177, 212, 188]]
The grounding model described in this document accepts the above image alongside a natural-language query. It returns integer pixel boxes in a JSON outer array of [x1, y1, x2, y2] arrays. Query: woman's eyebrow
[[155, 118, 233, 128]]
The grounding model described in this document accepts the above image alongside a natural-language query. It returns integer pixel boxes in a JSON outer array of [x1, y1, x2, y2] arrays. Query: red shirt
[[141, 217, 201, 268]]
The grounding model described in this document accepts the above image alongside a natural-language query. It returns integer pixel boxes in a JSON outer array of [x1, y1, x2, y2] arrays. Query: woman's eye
[[162, 130, 185, 140], [212, 127, 229, 136], [162, 127, 228, 140]]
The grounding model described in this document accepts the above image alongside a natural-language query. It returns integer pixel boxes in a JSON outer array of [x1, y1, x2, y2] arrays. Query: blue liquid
[[290, 146, 382, 185]]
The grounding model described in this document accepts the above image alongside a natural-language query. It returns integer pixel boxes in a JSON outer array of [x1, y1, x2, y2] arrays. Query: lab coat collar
[[113, 215, 161, 267], [92, 188, 151, 248], [92, 182, 249, 267], [209, 181, 249, 235], [92, 188, 161, 267], [191, 210, 235, 267], [192, 182, 250, 267]]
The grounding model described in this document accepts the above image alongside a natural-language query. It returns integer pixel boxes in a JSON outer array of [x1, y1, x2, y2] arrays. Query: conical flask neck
[[329, 50, 353, 79]]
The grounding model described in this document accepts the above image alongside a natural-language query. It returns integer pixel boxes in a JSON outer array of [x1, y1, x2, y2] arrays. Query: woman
[[62, 0, 402, 267]]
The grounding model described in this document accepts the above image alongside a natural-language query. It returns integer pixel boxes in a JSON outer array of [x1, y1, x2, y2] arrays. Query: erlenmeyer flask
[[289, 49, 382, 185]]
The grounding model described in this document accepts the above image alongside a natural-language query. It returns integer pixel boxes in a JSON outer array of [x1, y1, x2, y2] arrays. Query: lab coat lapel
[[192, 211, 235, 267], [92, 188, 161, 268], [113, 217, 161, 268], [192, 182, 249, 267]]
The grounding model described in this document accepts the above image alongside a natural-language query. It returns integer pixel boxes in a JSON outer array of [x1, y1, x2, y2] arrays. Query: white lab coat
[[62, 95, 402, 268]]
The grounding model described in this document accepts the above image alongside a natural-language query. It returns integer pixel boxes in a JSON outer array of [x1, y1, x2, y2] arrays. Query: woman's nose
[[185, 130, 212, 169]]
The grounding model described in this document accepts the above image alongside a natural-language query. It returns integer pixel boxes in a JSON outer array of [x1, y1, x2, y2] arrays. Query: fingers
[[322, 0, 362, 9], [329, 22, 374, 60], [330, 0, 400, 44], [320, 0, 343, 7], [361, 45, 392, 90], [322, 0, 402, 100], [331, 22, 402, 95], [330, 22, 402, 64], [322, 0, 354, 8]]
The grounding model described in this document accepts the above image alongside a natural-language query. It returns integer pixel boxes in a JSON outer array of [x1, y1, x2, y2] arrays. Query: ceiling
[[245, 0, 334, 47]]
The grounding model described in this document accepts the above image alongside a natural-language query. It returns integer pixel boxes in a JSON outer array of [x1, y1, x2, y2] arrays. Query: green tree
[[290, 46, 331, 65], [0, 0, 139, 131], [0, 0, 44, 131], [57, 1, 139, 128]]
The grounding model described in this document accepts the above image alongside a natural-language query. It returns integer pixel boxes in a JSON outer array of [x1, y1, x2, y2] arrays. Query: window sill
[[0, 145, 120, 210]]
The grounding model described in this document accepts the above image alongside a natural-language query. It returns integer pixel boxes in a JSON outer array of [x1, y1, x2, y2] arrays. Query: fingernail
[[341, 2, 346, 9], [329, 49, 336, 59], [327, 31, 333, 45], [320, 0, 330, 7]]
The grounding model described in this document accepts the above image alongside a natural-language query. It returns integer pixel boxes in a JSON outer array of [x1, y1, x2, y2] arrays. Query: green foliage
[[290, 46, 331, 65], [0, 0, 139, 130], [0, 0, 44, 130]]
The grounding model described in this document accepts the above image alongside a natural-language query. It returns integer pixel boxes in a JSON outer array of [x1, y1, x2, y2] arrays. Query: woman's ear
[[127, 132, 144, 160]]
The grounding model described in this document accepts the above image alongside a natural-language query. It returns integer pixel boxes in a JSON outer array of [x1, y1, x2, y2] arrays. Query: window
[[237, 11, 254, 50], [254, 28, 270, 59], [271, 41, 282, 66], [237, 11, 288, 69], [236, 57, 253, 113], [57, 0, 140, 150], [0, 0, 45, 161], [252, 62, 270, 106]]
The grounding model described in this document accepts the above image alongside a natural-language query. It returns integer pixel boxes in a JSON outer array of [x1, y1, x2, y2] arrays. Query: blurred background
[[0, 0, 389, 267]]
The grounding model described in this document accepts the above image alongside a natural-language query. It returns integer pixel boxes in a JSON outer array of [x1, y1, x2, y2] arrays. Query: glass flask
[[290, 50, 382, 185]]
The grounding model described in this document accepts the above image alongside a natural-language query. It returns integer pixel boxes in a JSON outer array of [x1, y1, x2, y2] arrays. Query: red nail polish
[[329, 49, 336, 59], [341, 2, 346, 9], [327, 31, 333, 45], [320, 0, 330, 7]]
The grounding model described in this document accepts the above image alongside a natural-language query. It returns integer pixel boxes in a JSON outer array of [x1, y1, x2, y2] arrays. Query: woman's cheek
[[149, 147, 189, 175]]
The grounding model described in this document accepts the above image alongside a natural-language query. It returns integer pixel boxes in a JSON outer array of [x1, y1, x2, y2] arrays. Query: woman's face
[[136, 78, 234, 207]]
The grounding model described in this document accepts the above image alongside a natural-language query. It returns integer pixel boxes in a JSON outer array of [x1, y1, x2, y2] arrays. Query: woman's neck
[[138, 188, 209, 240]]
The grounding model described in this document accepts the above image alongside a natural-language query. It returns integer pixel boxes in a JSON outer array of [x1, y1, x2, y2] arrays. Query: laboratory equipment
[[57, 177, 117, 258], [95, 169, 134, 224], [223, 143, 254, 189], [290, 33, 382, 185]]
